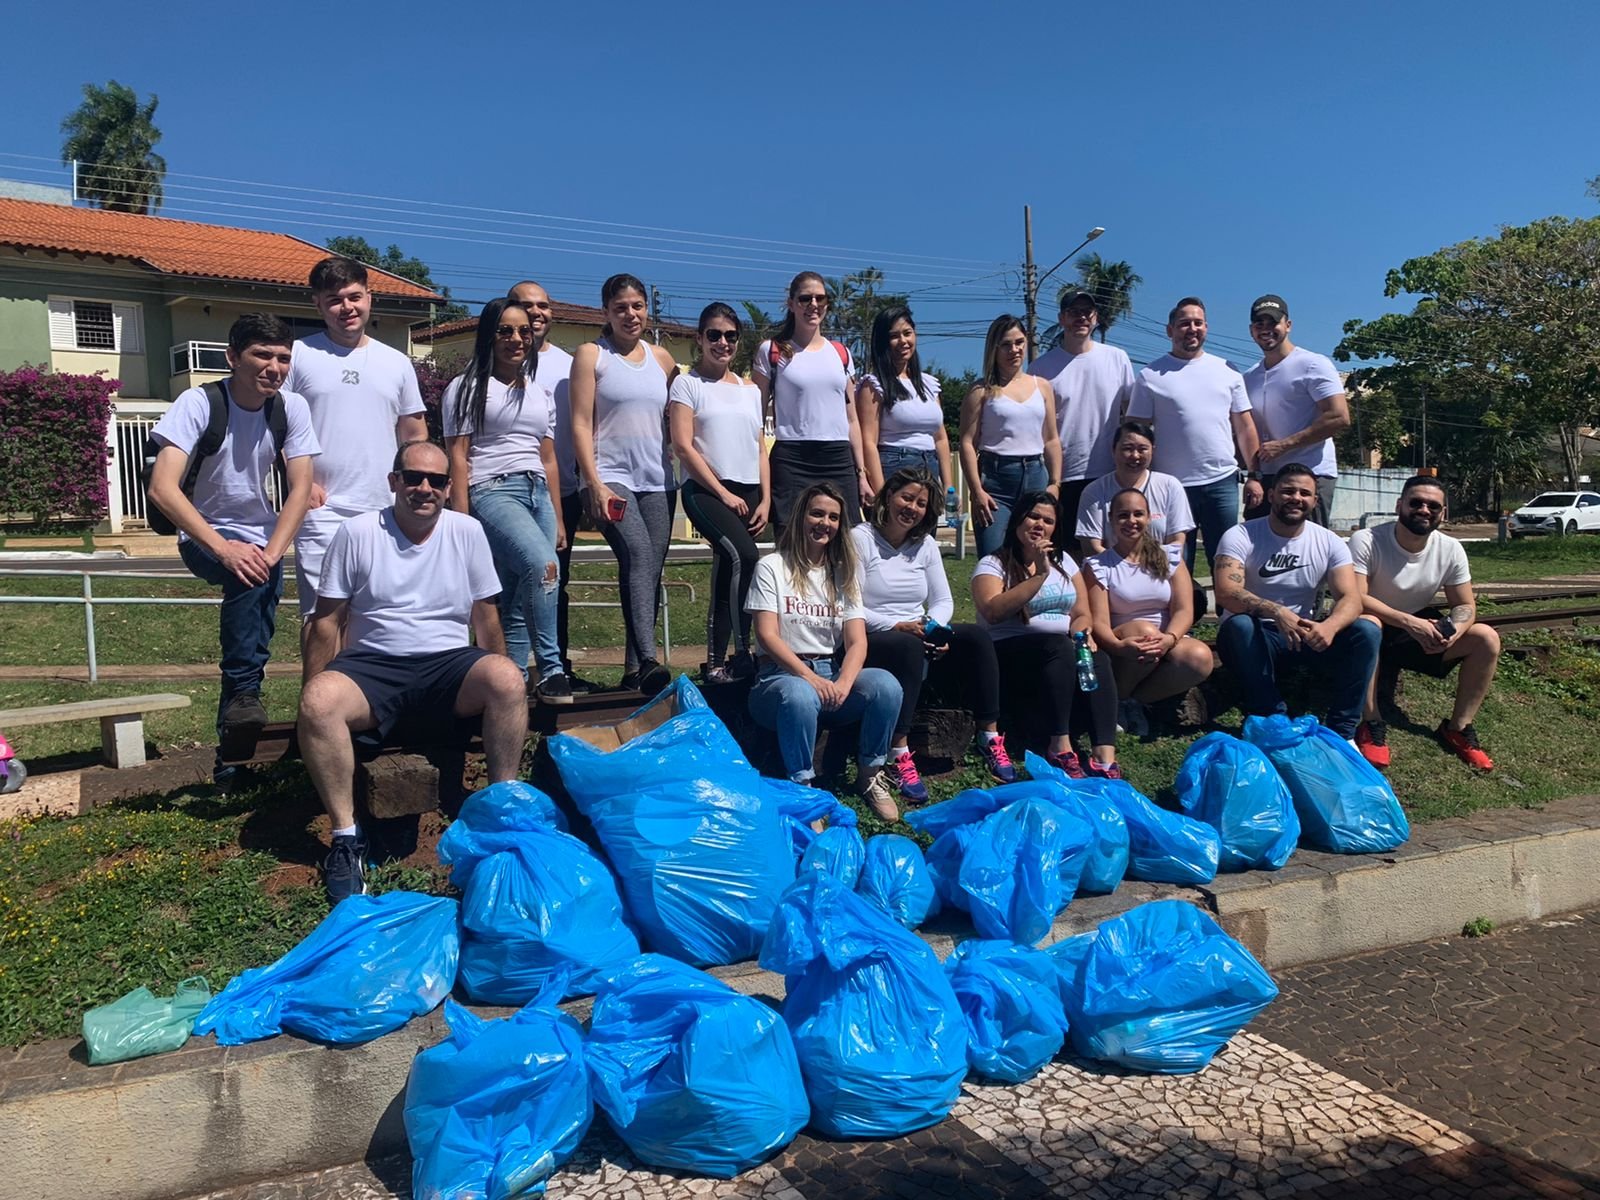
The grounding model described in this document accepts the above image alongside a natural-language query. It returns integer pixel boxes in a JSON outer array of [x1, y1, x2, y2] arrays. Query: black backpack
[[140, 381, 288, 536]]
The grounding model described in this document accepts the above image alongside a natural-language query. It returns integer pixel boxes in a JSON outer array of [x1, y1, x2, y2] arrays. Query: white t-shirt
[[1215, 517, 1350, 620], [318, 508, 501, 656], [972, 553, 1080, 640], [1349, 522, 1471, 614], [863, 372, 943, 451], [286, 333, 425, 527], [151, 382, 320, 547], [669, 371, 763, 485], [593, 339, 673, 493], [1127, 352, 1251, 486], [1075, 470, 1195, 544], [850, 525, 953, 631], [535, 344, 577, 496], [978, 381, 1049, 456], [1242, 347, 1345, 478], [754, 340, 853, 443], [1088, 543, 1183, 629], [1029, 343, 1135, 481], [746, 552, 864, 657], [440, 374, 556, 486]]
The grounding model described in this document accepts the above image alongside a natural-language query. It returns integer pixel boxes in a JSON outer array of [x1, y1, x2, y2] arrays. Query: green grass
[[1464, 535, 1600, 582]]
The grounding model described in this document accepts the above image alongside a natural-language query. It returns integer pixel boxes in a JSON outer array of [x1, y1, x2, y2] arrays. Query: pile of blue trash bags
[[161, 679, 1411, 1191]]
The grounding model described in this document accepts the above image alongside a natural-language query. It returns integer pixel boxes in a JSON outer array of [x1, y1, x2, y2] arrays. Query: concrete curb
[[6, 793, 1599, 1200]]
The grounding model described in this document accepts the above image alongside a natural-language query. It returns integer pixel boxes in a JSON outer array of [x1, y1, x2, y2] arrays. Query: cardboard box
[[559, 687, 683, 752]]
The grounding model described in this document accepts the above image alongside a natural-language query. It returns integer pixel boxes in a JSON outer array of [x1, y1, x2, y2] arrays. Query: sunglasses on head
[[399, 469, 449, 489], [496, 325, 534, 340], [701, 328, 739, 344]]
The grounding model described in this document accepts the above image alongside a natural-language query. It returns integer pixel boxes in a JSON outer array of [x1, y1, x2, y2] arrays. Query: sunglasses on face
[[701, 329, 739, 344], [795, 294, 829, 308], [496, 325, 534, 340], [1407, 498, 1443, 512], [399, 469, 450, 489]]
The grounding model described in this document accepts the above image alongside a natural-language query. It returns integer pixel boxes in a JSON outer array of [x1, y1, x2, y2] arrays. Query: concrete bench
[[0, 693, 192, 768]]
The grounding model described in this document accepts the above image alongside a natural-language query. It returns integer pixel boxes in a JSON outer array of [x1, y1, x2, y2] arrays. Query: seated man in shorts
[[1348, 475, 1499, 770], [297, 440, 528, 902]]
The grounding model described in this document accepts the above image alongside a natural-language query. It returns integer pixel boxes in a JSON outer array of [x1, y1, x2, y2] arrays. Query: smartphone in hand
[[606, 495, 628, 522]]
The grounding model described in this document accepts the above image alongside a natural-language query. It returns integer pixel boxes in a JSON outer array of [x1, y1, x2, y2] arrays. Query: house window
[[47, 297, 144, 353]]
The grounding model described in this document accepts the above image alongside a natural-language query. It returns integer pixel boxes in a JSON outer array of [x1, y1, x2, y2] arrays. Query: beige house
[[413, 300, 701, 368]]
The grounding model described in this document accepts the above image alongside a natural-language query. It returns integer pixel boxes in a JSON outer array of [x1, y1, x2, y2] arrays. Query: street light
[[1024, 223, 1105, 361]]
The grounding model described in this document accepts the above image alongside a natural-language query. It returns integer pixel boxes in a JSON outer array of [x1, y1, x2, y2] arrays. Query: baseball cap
[[1250, 294, 1288, 321], [1058, 288, 1098, 311]]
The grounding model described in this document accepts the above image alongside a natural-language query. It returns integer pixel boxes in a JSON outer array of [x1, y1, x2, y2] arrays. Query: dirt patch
[[260, 862, 319, 897]]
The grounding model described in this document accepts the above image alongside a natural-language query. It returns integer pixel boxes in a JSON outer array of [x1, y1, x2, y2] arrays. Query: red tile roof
[[414, 300, 698, 341], [0, 197, 441, 300]]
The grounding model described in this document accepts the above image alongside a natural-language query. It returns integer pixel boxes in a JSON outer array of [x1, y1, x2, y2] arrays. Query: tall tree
[[1067, 254, 1143, 342], [323, 236, 470, 321], [823, 267, 908, 365], [60, 81, 166, 215]]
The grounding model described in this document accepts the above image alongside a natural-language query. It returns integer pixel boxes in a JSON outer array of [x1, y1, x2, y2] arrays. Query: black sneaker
[[218, 690, 268, 762], [535, 673, 574, 705], [323, 833, 368, 904], [727, 650, 757, 680], [565, 669, 598, 695], [633, 659, 671, 695]]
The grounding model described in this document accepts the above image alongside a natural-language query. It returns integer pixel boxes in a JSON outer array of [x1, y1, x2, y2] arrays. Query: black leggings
[[865, 625, 1001, 739], [557, 490, 584, 673], [680, 477, 761, 665], [994, 633, 1119, 746]]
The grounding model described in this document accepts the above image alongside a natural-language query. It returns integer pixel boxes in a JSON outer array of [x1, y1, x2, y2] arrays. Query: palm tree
[[1066, 254, 1143, 343], [60, 81, 166, 215]]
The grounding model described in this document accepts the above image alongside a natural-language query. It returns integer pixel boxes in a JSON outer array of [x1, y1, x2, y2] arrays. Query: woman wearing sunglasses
[[754, 271, 870, 536], [442, 298, 570, 702], [570, 273, 680, 695], [670, 302, 770, 683]]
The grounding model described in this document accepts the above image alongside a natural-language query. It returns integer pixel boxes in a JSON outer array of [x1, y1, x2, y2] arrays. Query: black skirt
[[769, 439, 861, 531]]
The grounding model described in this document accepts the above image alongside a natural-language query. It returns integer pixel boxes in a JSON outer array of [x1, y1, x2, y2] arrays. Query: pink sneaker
[[887, 748, 929, 803], [1046, 748, 1085, 779], [980, 735, 1016, 783], [1084, 757, 1123, 781]]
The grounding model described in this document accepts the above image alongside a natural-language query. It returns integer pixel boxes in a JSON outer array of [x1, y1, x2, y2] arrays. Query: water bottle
[[945, 486, 959, 527], [1073, 630, 1099, 692]]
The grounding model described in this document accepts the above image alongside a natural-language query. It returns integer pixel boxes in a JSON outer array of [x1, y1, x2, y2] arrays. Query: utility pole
[[1023, 205, 1038, 363], [649, 285, 662, 345]]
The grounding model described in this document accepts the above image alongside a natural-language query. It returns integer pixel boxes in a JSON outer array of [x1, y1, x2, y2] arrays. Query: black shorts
[[1379, 607, 1459, 679], [326, 646, 493, 742]]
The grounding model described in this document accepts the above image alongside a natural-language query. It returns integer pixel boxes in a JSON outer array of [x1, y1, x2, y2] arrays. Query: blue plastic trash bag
[[1243, 715, 1410, 854], [958, 794, 1094, 944], [547, 677, 796, 966], [83, 976, 211, 1065], [1175, 733, 1300, 871], [760, 873, 967, 1138], [945, 940, 1070, 1083], [924, 824, 976, 912], [799, 823, 866, 886], [585, 954, 808, 1177], [1031, 765, 1219, 886], [404, 977, 590, 1199], [903, 784, 1005, 840], [443, 778, 568, 834], [1048, 899, 1277, 1074], [856, 834, 938, 929], [761, 775, 858, 864], [195, 892, 457, 1045], [438, 784, 639, 1004], [1021, 753, 1129, 893]]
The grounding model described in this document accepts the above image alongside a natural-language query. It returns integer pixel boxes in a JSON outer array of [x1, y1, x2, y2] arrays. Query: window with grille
[[47, 297, 144, 353]]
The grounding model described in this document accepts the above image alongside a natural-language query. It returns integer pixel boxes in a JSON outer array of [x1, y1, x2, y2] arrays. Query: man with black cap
[[1029, 288, 1135, 545], [1241, 294, 1350, 525]]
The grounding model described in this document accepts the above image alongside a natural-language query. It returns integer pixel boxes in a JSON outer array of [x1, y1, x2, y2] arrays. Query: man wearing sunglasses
[[1348, 476, 1499, 770], [297, 439, 528, 903]]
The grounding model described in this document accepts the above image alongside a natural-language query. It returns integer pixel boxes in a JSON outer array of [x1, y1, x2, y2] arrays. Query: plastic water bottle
[[1073, 631, 1098, 692], [945, 486, 959, 527]]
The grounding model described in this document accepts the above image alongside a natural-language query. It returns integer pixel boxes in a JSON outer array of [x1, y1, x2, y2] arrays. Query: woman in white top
[[857, 305, 955, 505], [670, 302, 771, 684], [570, 273, 680, 695], [1085, 488, 1214, 730], [443, 298, 571, 703], [971, 491, 1120, 779], [1075, 420, 1196, 554], [852, 466, 1014, 807], [960, 314, 1063, 558], [747, 482, 903, 821], [753, 271, 870, 534]]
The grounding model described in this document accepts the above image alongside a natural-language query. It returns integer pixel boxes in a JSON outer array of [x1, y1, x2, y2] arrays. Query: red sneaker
[[1084, 757, 1123, 781], [1355, 721, 1390, 769], [1437, 721, 1493, 770], [1046, 748, 1086, 779]]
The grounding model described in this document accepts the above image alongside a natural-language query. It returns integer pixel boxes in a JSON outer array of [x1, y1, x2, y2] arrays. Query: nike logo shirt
[[1215, 516, 1350, 619]]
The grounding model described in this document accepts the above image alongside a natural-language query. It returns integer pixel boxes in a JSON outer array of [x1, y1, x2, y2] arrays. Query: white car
[[1509, 491, 1600, 537]]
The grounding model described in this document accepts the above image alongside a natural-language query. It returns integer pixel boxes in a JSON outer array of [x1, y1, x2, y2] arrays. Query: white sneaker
[[858, 771, 900, 822]]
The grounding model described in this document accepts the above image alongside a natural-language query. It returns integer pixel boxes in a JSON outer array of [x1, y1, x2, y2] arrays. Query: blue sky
[[3, 1, 1596, 372]]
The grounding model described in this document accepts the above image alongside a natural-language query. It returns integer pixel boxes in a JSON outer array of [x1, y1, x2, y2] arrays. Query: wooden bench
[[0, 693, 193, 768]]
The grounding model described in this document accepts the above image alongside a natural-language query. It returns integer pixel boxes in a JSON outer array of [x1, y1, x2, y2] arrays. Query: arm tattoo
[[1218, 561, 1281, 621], [1449, 602, 1474, 628]]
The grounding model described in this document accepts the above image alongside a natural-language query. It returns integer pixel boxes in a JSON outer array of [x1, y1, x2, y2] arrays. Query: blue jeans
[[178, 538, 283, 739], [878, 444, 942, 485], [747, 658, 902, 783], [975, 452, 1048, 558], [469, 472, 562, 680], [1183, 475, 1241, 578], [1215, 614, 1380, 739]]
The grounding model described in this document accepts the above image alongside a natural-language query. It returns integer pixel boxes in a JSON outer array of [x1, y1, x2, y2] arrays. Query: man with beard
[[1212, 464, 1378, 740], [1348, 476, 1498, 770], [297, 440, 527, 903]]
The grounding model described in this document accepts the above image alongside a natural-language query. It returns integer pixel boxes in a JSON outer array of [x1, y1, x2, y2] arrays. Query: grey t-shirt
[[1215, 517, 1350, 619]]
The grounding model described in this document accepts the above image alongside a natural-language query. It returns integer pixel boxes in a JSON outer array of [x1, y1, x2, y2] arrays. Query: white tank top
[[593, 338, 672, 492], [866, 372, 943, 451], [979, 380, 1048, 456]]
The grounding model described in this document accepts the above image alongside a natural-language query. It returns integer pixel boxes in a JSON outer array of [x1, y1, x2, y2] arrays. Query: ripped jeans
[[468, 471, 562, 681]]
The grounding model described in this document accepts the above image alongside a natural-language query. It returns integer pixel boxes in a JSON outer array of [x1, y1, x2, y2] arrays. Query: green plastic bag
[[83, 976, 211, 1065]]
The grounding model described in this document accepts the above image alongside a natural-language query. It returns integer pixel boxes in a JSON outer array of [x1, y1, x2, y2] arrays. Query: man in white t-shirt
[[149, 314, 320, 777], [507, 279, 593, 693], [296, 440, 527, 903], [1348, 475, 1499, 771], [287, 256, 428, 670], [1127, 297, 1260, 583], [1240, 294, 1351, 526], [1213, 464, 1378, 739], [1029, 288, 1135, 546]]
